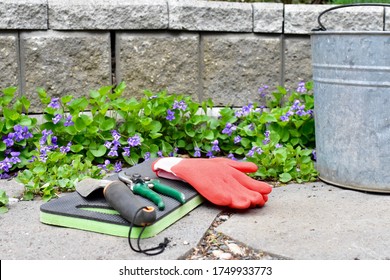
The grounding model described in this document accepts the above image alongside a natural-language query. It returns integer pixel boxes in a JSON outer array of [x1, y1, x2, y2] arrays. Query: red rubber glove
[[152, 157, 272, 209]]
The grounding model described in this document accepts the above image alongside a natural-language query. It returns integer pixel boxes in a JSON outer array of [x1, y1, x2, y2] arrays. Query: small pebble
[[219, 252, 233, 260], [218, 215, 229, 221], [183, 241, 189, 245], [212, 250, 224, 258], [227, 243, 243, 256]]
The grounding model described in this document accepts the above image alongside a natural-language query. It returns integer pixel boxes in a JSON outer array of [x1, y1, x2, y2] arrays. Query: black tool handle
[[313, 4, 390, 31], [103, 181, 156, 226]]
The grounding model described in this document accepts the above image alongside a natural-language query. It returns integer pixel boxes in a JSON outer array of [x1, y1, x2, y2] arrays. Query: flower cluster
[[258, 85, 270, 98], [235, 103, 254, 118], [2, 125, 33, 148], [280, 99, 313, 122], [296, 81, 307, 93], [222, 123, 237, 136], [37, 129, 73, 162], [247, 146, 263, 158], [0, 125, 34, 178], [166, 100, 188, 121]]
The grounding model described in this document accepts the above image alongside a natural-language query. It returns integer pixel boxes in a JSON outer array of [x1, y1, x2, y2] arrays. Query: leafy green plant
[[0, 189, 9, 213], [0, 87, 38, 179], [1, 81, 317, 201], [204, 81, 317, 183]]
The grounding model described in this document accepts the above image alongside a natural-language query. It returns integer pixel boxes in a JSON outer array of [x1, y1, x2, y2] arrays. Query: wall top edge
[[0, 1, 387, 34]]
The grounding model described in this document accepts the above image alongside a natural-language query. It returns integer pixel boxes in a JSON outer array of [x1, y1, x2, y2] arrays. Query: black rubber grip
[[103, 180, 156, 226]]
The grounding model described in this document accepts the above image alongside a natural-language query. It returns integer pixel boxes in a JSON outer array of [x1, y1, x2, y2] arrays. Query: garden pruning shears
[[118, 171, 186, 211]]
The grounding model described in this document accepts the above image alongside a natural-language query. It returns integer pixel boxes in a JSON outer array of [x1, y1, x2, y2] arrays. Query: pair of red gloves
[[152, 157, 272, 209]]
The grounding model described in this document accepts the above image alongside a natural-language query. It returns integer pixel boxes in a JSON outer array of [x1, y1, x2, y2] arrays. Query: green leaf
[[23, 191, 34, 201], [149, 132, 163, 139], [19, 116, 32, 126], [149, 121, 162, 133], [80, 114, 93, 126], [185, 124, 196, 137], [283, 159, 297, 173], [203, 130, 214, 140], [259, 112, 277, 124], [61, 95, 73, 104], [100, 118, 115, 131], [0, 206, 8, 214], [2, 86, 17, 97], [3, 108, 20, 121], [279, 173, 292, 183], [0, 189, 9, 207], [0, 142, 6, 152], [90, 90, 100, 99], [70, 144, 84, 153], [20, 95, 31, 112], [33, 164, 47, 175], [89, 144, 107, 157], [74, 117, 87, 132]]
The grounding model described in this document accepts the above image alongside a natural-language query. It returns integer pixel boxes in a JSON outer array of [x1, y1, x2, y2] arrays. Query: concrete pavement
[[1, 178, 390, 260]]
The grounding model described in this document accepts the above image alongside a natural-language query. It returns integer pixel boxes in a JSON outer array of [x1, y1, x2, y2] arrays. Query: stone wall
[[0, 0, 389, 112]]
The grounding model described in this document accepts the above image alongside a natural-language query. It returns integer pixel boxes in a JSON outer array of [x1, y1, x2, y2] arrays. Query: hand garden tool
[[76, 178, 156, 226], [118, 171, 186, 211]]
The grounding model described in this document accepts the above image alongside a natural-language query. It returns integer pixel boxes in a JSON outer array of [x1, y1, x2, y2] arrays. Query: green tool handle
[[151, 180, 186, 204], [103, 181, 156, 226], [133, 183, 165, 211]]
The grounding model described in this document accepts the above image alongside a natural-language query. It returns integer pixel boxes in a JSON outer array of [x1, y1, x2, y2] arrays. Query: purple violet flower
[[52, 114, 62, 124], [258, 85, 269, 98], [3, 137, 14, 148], [127, 135, 141, 147], [104, 141, 112, 149], [206, 150, 214, 158], [114, 161, 122, 173], [48, 97, 61, 109], [10, 152, 21, 164], [123, 147, 130, 157], [275, 143, 283, 149], [246, 146, 263, 158], [108, 148, 118, 157], [64, 115, 74, 127], [234, 135, 242, 144], [172, 100, 187, 111], [194, 147, 201, 157], [211, 140, 220, 152], [166, 109, 175, 121], [98, 160, 111, 172], [222, 123, 237, 136], [296, 81, 307, 93], [60, 142, 72, 154], [228, 153, 237, 160]]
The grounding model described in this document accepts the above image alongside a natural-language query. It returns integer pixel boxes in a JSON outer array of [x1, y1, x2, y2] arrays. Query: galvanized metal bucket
[[311, 4, 390, 192]]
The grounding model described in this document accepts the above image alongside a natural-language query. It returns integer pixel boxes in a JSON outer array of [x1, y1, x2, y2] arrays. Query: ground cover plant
[[0, 81, 317, 204]]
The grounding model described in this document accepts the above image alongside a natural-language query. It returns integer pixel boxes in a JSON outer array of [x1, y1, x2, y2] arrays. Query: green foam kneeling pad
[[40, 160, 204, 238]]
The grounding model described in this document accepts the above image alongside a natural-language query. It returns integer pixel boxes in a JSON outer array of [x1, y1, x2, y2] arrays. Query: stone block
[[283, 37, 312, 91], [202, 34, 282, 106], [169, 0, 252, 32], [253, 3, 284, 33], [285, 5, 384, 34], [0, 0, 47, 29], [0, 33, 19, 91], [49, 0, 168, 30], [20, 31, 111, 112], [116, 32, 200, 98]]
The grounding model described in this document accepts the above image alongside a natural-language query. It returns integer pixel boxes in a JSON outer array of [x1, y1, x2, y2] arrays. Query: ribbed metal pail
[[311, 31, 390, 192]]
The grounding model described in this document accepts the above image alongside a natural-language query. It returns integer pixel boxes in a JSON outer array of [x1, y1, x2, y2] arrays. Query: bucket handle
[[313, 3, 390, 31]]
